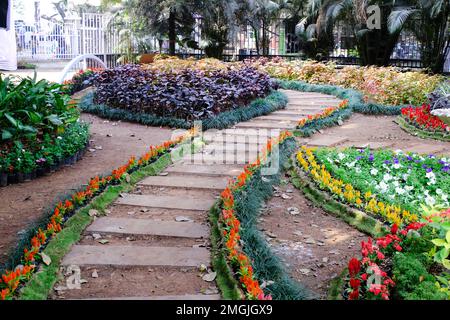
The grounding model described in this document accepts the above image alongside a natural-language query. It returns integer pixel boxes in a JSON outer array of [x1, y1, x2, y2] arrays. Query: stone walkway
[[51, 90, 337, 300]]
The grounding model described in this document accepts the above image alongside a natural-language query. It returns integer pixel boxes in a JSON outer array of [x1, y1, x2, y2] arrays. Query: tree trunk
[[168, 9, 176, 56]]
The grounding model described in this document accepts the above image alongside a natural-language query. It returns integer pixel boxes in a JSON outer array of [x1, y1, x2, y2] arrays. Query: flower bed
[[0, 128, 196, 300], [91, 62, 276, 121], [215, 131, 309, 300], [296, 99, 351, 136], [0, 75, 90, 186], [63, 68, 101, 95], [249, 58, 442, 106], [401, 104, 448, 132], [344, 208, 450, 300], [311, 148, 450, 216]]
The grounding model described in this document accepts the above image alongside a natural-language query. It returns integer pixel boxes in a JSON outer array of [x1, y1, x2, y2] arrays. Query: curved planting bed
[[0, 75, 90, 187], [398, 104, 450, 141], [0, 129, 196, 300], [211, 131, 311, 300], [293, 146, 450, 300], [81, 59, 285, 130]]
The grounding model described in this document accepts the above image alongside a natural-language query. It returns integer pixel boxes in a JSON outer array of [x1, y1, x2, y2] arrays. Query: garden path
[[51, 90, 336, 300]]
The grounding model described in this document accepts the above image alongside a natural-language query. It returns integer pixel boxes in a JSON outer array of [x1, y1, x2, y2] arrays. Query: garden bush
[[91, 63, 276, 121], [0, 74, 89, 185], [249, 58, 442, 106]]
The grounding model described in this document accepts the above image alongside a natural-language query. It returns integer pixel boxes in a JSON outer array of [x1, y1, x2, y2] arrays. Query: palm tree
[[236, 0, 288, 56], [303, 0, 403, 66], [197, 0, 239, 58], [103, 0, 197, 55], [388, 0, 450, 73]]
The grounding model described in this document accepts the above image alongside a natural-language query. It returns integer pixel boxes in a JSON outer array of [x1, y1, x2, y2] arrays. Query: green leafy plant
[[431, 230, 450, 269]]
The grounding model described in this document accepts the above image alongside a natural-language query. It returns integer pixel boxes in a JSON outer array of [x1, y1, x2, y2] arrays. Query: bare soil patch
[[304, 114, 450, 155], [259, 178, 366, 299]]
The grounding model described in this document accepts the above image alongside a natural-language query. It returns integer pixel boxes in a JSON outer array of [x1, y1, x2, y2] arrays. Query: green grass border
[[79, 90, 288, 130], [288, 160, 386, 238], [212, 138, 313, 300], [294, 107, 353, 137], [396, 116, 450, 142], [17, 138, 204, 300]]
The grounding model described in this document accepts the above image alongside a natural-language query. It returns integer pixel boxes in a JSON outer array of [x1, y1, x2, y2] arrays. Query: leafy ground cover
[[0, 75, 89, 186], [91, 62, 275, 121], [250, 58, 442, 106], [63, 68, 101, 95]]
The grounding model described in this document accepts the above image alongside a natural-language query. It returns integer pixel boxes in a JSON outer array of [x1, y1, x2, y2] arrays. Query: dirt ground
[[259, 179, 366, 299], [304, 113, 450, 155], [0, 114, 173, 266]]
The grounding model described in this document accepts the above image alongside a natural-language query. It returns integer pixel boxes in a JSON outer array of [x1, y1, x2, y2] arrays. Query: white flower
[[394, 150, 403, 155], [346, 161, 356, 168], [426, 171, 436, 180], [403, 174, 409, 181], [370, 168, 378, 176], [338, 153, 345, 161], [425, 195, 436, 206], [383, 173, 393, 182], [436, 189, 443, 195], [393, 163, 401, 169], [441, 194, 448, 202], [405, 186, 414, 192], [377, 181, 389, 193], [395, 187, 406, 195], [355, 167, 362, 173], [392, 181, 400, 187]]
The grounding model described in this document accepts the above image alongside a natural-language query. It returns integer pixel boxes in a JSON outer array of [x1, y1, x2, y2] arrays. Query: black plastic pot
[[36, 167, 45, 177], [16, 172, 24, 183], [30, 171, 37, 180], [7, 173, 17, 184], [24, 173, 32, 181], [0, 173, 7, 187]]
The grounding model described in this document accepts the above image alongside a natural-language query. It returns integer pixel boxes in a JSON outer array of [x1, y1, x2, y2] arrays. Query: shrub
[[249, 58, 443, 106], [0, 75, 79, 143], [63, 68, 101, 95], [428, 81, 450, 110], [91, 63, 276, 121]]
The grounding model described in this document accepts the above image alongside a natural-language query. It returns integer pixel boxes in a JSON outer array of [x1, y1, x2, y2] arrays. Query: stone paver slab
[[234, 121, 295, 129], [307, 135, 349, 147], [166, 164, 242, 177], [115, 194, 215, 211], [87, 217, 209, 238], [183, 152, 258, 165], [204, 143, 261, 153], [62, 245, 210, 267], [257, 115, 302, 122], [139, 174, 229, 190]]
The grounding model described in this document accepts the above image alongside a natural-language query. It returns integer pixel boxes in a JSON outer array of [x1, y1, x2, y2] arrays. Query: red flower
[[350, 278, 361, 289], [348, 258, 361, 277], [349, 289, 359, 300], [391, 224, 398, 234]]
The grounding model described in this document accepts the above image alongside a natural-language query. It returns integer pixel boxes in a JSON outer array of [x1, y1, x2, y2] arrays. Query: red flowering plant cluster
[[345, 222, 426, 300], [219, 131, 293, 300], [0, 128, 196, 300], [401, 104, 448, 132]]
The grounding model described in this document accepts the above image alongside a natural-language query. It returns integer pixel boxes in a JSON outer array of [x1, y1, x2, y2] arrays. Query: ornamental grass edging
[[79, 90, 288, 131], [213, 133, 312, 300]]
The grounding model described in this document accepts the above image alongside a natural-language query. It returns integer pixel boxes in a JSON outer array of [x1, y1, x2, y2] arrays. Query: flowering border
[[0, 128, 197, 300], [295, 146, 420, 227], [218, 131, 304, 300]]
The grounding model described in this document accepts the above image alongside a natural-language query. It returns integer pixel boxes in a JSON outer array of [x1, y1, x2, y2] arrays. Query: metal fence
[[15, 13, 449, 72]]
